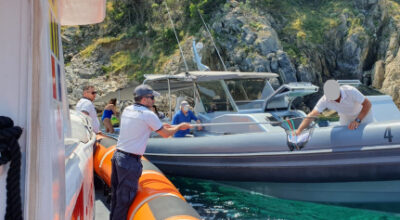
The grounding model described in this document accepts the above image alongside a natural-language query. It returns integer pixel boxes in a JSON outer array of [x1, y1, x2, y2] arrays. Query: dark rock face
[[255, 35, 280, 55], [337, 34, 365, 79], [209, 4, 297, 84], [277, 50, 297, 82]]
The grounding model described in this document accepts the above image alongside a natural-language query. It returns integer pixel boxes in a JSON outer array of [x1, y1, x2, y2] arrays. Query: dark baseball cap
[[134, 84, 160, 97]]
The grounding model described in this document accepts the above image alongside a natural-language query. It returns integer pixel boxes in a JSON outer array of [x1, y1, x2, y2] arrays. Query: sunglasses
[[91, 91, 97, 95], [145, 95, 155, 100]]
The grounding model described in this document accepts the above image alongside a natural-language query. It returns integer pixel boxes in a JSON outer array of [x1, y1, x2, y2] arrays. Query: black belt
[[116, 149, 142, 159]]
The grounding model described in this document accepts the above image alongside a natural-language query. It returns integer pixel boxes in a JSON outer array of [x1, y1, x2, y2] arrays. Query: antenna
[[164, 1, 189, 72], [197, 8, 227, 71]]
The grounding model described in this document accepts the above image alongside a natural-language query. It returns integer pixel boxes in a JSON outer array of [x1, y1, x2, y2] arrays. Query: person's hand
[[179, 123, 192, 130], [295, 130, 301, 136], [163, 123, 173, 128], [197, 125, 203, 131], [348, 121, 359, 130]]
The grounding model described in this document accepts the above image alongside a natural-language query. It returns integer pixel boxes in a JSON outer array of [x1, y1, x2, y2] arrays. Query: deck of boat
[[95, 183, 110, 219]]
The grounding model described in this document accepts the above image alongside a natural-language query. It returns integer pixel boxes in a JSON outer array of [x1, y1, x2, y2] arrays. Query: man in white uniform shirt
[[75, 85, 100, 133], [110, 84, 191, 220], [295, 80, 373, 136]]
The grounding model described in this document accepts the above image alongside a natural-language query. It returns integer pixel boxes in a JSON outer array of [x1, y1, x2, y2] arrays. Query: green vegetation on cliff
[[62, 0, 395, 81], [64, 0, 226, 82]]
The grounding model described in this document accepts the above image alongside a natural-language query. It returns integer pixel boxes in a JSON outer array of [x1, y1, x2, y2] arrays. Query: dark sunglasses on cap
[[145, 95, 155, 100]]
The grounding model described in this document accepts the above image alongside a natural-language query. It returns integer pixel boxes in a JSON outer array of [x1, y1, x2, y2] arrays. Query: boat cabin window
[[225, 78, 268, 110], [197, 81, 234, 113]]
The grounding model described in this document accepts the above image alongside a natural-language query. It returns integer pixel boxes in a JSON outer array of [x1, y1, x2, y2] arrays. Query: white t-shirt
[[116, 104, 163, 155], [76, 98, 100, 133], [314, 85, 373, 125]]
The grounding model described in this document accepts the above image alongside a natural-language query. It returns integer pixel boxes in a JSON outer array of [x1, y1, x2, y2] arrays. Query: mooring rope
[[0, 116, 23, 220], [164, 1, 189, 72], [197, 8, 227, 71]]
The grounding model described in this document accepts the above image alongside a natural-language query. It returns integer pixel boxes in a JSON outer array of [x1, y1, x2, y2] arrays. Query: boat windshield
[[225, 78, 268, 110], [197, 81, 234, 113]]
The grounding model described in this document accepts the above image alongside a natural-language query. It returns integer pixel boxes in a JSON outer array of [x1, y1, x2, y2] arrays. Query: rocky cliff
[[63, 0, 400, 109]]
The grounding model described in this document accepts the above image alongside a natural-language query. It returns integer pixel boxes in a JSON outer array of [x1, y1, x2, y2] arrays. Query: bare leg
[[103, 118, 114, 133]]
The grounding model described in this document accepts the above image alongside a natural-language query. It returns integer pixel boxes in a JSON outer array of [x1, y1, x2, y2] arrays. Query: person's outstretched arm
[[295, 110, 320, 136], [157, 123, 192, 138], [190, 111, 202, 130], [196, 120, 202, 130]]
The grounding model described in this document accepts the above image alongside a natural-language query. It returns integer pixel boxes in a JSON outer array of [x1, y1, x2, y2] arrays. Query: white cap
[[180, 100, 189, 107], [323, 80, 340, 101]]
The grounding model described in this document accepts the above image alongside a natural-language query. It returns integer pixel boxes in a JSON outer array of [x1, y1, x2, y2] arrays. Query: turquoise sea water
[[169, 176, 400, 220]]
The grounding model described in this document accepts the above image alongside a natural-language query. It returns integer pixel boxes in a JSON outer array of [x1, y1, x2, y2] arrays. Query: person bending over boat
[[101, 98, 118, 133], [75, 85, 100, 133], [172, 100, 202, 137], [295, 80, 373, 136], [110, 84, 191, 220]]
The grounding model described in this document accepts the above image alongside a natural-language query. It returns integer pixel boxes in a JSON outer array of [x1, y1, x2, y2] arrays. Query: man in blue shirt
[[172, 101, 202, 137]]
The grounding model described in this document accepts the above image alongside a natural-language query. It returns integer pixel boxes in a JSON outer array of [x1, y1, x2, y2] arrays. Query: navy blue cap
[[134, 84, 160, 98]]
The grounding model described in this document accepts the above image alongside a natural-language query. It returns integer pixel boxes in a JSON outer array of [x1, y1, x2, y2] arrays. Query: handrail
[[189, 116, 318, 127]]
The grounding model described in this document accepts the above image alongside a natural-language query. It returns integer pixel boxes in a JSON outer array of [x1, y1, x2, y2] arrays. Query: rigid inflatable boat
[[139, 72, 400, 203], [94, 135, 200, 220]]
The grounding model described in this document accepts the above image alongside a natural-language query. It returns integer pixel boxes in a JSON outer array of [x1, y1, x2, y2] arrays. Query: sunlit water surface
[[168, 176, 400, 220]]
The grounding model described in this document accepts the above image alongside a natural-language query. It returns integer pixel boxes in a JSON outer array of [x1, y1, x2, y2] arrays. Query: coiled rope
[[0, 116, 23, 220]]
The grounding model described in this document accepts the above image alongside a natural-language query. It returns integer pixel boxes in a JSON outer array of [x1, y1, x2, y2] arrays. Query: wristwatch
[[355, 118, 361, 123]]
